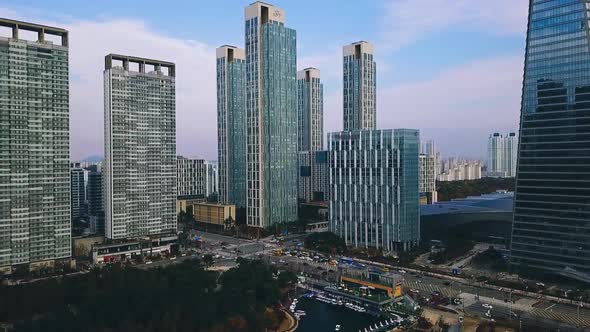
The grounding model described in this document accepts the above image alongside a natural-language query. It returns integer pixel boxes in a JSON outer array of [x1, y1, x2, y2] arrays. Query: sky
[[0, 0, 529, 161]]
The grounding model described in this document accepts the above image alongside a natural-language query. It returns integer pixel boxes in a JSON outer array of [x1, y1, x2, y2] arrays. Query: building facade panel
[[297, 68, 323, 152]]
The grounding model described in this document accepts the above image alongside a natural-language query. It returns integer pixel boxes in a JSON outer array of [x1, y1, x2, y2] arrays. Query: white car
[[482, 303, 493, 309], [145, 261, 153, 265]]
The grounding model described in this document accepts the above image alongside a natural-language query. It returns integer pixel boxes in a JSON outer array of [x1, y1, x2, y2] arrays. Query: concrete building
[[511, 0, 590, 282], [329, 129, 420, 252], [343, 41, 376, 131], [71, 165, 87, 222], [298, 150, 330, 202], [205, 161, 218, 198], [103, 54, 176, 240], [0, 19, 71, 272], [216, 45, 246, 208], [487, 132, 517, 178], [245, 2, 298, 228], [298, 68, 323, 152], [419, 154, 437, 204], [176, 156, 206, 198]]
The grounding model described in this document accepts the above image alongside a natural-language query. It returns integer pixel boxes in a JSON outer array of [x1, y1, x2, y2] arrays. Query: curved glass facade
[[511, 0, 590, 278]]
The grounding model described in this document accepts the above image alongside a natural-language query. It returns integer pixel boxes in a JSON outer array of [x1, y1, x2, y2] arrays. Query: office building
[[192, 202, 236, 231], [245, 2, 298, 228], [216, 45, 246, 208], [511, 0, 590, 281], [419, 154, 437, 204], [298, 68, 323, 151], [329, 129, 420, 252], [86, 167, 104, 235], [0, 19, 70, 272], [103, 54, 176, 240], [487, 132, 517, 178], [176, 156, 206, 198], [71, 165, 87, 222], [298, 150, 330, 202], [343, 41, 376, 131]]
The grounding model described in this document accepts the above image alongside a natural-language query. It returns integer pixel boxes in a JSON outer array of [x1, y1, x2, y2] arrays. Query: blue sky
[[1, 0, 529, 161]]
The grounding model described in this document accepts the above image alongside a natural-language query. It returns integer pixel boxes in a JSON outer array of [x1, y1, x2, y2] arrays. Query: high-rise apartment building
[[487, 132, 517, 178], [343, 41, 376, 131], [511, 0, 590, 280], [329, 129, 420, 251], [0, 19, 71, 272], [298, 151, 330, 202], [71, 165, 86, 222], [297, 68, 323, 151], [103, 54, 176, 240], [217, 45, 246, 208], [419, 154, 437, 204], [245, 2, 298, 228], [176, 156, 206, 198]]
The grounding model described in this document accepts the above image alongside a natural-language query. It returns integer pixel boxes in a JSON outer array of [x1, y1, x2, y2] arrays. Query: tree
[[203, 254, 214, 270]]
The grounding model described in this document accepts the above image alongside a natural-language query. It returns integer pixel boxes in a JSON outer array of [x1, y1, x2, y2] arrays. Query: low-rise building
[[91, 234, 177, 264], [192, 202, 236, 230]]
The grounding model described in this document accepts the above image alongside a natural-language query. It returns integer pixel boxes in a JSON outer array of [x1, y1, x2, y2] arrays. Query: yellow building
[[192, 202, 236, 229], [176, 196, 206, 214]]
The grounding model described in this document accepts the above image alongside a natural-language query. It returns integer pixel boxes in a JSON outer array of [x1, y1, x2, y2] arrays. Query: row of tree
[[436, 177, 515, 201], [0, 258, 297, 331]]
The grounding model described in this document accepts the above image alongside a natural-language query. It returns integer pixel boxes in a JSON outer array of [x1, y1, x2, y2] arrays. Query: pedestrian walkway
[[403, 280, 460, 298]]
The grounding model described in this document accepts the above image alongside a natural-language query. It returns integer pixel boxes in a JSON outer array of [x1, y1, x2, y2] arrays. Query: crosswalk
[[402, 280, 460, 298], [530, 307, 590, 328]]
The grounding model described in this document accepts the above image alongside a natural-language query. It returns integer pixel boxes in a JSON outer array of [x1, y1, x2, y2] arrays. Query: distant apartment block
[[329, 129, 420, 252], [103, 54, 176, 240], [70, 165, 87, 222], [205, 161, 219, 198], [298, 150, 330, 202], [438, 160, 482, 181], [343, 41, 376, 131], [298, 68, 324, 152], [487, 132, 517, 178], [0, 19, 71, 272], [419, 154, 438, 204], [176, 156, 206, 198]]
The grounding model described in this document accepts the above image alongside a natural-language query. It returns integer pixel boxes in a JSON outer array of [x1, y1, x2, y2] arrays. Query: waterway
[[294, 297, 382, 332]]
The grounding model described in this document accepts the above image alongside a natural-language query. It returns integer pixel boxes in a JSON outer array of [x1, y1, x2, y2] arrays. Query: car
[[411, 289, 419, 294], [399, 269, 407, 274], [170, 256, 177, 260], [482, 303, 493, 309], [145, 261, 153, 265]]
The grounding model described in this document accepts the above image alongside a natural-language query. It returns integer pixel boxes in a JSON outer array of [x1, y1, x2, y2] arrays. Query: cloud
[[379, 0, 528, 51], [378, 54, 524, 157], [0, 8, 217, 161]]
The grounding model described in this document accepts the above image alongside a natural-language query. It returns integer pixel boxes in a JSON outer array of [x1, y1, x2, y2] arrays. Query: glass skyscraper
[[104, 54, 177, 240], [343, 41, 376, 131], [329, 129, 420, 251], [0, 19, 71, 272], [217, 45, 246, 208], [245, 2, 298, 228], [511, 0, 590, 280]]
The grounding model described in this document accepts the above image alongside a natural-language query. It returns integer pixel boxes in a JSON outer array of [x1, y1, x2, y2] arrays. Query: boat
[[335, 324, 341, 331]]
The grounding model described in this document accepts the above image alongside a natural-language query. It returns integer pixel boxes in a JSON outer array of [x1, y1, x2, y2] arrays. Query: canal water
[[295, 297, 382, 332]]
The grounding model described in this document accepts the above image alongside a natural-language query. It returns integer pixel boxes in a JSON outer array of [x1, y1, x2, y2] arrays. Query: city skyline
[[0, 0, 525, 161]]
